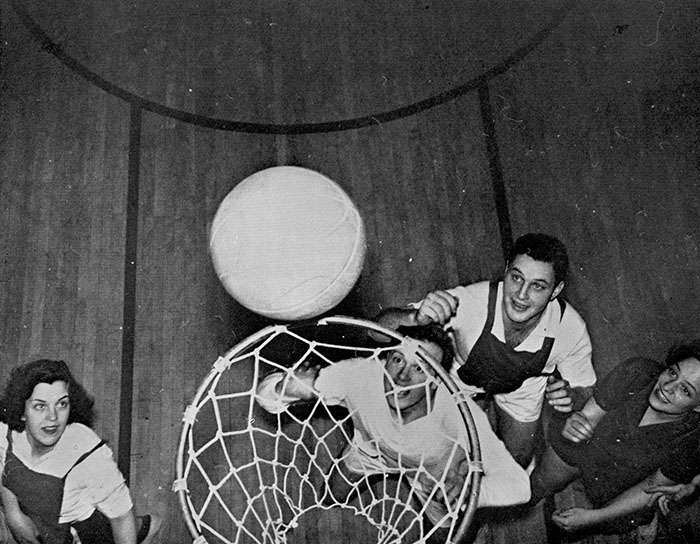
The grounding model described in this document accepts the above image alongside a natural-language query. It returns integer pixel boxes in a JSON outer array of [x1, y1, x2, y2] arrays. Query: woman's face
[[649, 358, 700, 416], [23, 381, 70, 454]]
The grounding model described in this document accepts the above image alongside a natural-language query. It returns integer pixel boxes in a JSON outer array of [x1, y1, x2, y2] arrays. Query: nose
[[47, 406, 58, 421], [396, 364, 411, 383], [516, 282, 529, 300], [660, 376, 677, 394]]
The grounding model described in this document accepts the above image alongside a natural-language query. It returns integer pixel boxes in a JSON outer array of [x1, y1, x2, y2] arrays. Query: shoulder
[[606, 357, 664, 384], [316, 357, 378, 388], [595, 357, 662, 408], [448, 281, 491, 314], [59, 423, 103, 453], [448, 280, 489, 298]]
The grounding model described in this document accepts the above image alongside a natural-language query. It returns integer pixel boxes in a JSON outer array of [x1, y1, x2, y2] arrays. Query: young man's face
[[23, 380, 70, 453], [502, 254, 564, 327], [384, 341, 443, 417], [649, 357, 700, 416]]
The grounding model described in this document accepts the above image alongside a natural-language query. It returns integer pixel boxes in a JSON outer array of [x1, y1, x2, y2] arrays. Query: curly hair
[[0, 359, 95, 432], [665, 339, 700, 368], [396, 324, 455, 371]]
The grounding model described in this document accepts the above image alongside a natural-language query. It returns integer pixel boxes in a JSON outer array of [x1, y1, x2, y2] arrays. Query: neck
[[640, 405, 687, 427], [502, 312, 543, 347]]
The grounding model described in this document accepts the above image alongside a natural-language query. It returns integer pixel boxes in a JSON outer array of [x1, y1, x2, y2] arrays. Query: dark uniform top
[[549, 357, 700, 508]]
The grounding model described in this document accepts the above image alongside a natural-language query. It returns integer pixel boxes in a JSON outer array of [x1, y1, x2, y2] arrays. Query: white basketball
[[209, 166, 367, 320]]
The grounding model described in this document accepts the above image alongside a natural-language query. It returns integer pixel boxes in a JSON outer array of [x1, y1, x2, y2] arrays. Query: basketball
[[209, 166, 366, 320]]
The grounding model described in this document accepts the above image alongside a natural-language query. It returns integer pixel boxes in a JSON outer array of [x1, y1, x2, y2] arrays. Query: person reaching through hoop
[[256, 324, 530, 538]]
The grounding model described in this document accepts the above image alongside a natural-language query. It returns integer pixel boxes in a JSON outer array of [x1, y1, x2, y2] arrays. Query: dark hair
[[508, 233, 569, 286], [0, 359, 95, 432], [665, 340, 700, 368], [396, 324, 455, 371]]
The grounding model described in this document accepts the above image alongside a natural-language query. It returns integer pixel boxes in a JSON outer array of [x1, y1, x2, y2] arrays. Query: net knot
[[213, 356, 231, 373], [468, 460, 484, 475], [172, 478, 187, 492], [183, 404, 199, 425]]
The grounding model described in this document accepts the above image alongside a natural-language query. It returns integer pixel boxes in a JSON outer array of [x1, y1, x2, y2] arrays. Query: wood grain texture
[[1, 0, 699, 542]]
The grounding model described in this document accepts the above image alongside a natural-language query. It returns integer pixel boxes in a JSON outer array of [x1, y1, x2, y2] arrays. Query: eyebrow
[[509, 266, 551, 287], [30, 394, 69, 403]]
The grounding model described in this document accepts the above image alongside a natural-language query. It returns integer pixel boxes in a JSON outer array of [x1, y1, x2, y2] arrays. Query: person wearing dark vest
[[377, 233, 597, 467], [0, 359, 161, 544]]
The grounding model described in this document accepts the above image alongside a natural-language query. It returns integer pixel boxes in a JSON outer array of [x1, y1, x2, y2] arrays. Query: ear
[[550, 281, 565, 300]]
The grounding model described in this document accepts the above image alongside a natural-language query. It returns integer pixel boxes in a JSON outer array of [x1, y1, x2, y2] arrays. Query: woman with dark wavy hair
[[529, 339, 700, 536], [0, 359, 160, 544]]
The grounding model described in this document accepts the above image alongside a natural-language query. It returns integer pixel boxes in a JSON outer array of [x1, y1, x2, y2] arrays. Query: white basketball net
[[175, 317, 482, 544]]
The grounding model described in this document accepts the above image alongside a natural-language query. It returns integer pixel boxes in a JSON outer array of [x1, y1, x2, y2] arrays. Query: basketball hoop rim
[[175, 316, 483, 543]]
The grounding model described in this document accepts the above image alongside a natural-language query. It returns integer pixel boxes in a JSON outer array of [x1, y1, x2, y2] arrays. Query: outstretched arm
[[256, 361, 321, 414], [646, 473, 700, 515], [376, 290, 459, 329], [552, 469, 673, 532]]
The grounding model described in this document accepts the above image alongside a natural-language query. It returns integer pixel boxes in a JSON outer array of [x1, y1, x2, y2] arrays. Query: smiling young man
[[529, 341, 700, 535], [377, 233, 597, 467], [256, 324, 530, 534]]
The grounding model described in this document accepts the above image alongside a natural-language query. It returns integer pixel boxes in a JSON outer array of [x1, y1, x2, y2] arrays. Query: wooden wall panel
[[0, 13, 130, 447], [489, 0, 700, 375], [3, 0, 700, 542]]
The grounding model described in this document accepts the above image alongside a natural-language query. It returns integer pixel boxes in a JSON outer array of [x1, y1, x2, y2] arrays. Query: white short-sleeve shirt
[[0, 422, 133, 523], [437, 280, 596, 422]]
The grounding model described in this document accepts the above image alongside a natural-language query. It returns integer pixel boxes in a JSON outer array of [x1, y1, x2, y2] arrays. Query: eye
[[532, 283, 545, 291], [682, 386, 691, 397], [668, 367, 678, 377], [58, 400, 69, 409]]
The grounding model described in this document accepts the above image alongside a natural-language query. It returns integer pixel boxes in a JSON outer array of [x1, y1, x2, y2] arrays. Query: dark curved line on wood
[[9, 0, 574, 134], [478, 84, 513, 261]]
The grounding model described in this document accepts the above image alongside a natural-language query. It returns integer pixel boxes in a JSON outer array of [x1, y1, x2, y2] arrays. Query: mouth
[[510, 299, 529, 312], [655, 387, 670, 404], [42, 426, 59, 435]]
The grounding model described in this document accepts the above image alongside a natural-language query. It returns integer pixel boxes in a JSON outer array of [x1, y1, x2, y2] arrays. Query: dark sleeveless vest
[[457, 280, 565, 394], [2, 427, 104, 544]]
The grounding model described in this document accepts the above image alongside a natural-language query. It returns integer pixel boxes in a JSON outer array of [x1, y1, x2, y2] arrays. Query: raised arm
[[376, 290, 459, 329]]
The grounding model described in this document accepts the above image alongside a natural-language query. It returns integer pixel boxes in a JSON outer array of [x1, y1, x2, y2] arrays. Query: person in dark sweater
[[529, 340, 700, 535]]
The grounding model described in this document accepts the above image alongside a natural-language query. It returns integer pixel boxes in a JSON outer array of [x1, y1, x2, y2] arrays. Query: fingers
[[658, 495, 670, 516], [416, 291, 458, 325], [545, 376, 574, 412], [645, 484, 682, 495], [561, 413, 594, 442]]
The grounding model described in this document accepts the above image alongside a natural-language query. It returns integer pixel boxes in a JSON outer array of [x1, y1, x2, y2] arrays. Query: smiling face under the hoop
[[383, 340, 443, 423]]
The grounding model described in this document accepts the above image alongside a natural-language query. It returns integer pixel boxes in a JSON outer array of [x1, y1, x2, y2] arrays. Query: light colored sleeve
[[466, 398, 531, 507], [552, 307, 596, 389], [256, 372, 297, 414], [80, 445, 133, 519]]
